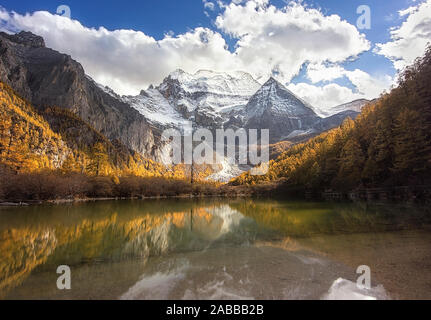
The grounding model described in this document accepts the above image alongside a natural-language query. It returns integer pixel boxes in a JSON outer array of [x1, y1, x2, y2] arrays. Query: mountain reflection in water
[[0, 199, 430, 300]]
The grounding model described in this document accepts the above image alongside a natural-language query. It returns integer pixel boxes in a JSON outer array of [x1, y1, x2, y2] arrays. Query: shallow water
[[0, 199, 430, 300]]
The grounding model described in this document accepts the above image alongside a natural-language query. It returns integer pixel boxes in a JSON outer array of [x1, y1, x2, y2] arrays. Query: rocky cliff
[[0, 31, 164, 162]]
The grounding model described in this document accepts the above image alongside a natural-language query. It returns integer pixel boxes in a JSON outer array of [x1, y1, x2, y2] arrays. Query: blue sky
[[0, 0, 429, 110], [0, 0, 416, 41]]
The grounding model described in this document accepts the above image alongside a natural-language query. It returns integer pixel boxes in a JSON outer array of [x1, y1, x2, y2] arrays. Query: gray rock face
[[0, 31, 164, 162], [1, 31, 46, 48]]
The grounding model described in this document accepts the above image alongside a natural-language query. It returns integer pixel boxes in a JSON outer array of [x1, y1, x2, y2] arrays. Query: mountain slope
[[0, 31, 365, 181], [0, 31, 164, 162], [233, 46, 431, 190], [317, 99, 371, 117], [0, 81, 166, 177], [0, 82, 70, 172], [244, 78, 321, 142], [125, 88, 189, 128], [147, 69, 261, 129]]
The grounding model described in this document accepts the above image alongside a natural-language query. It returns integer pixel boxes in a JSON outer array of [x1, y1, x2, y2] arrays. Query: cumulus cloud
[[215, 0, 370, 82], [0, 9, 240, 95], [287, 82, 364, 114], [376, 0, 431, 70], [302, 62, 393, 111], [289, 65, 393, 113], [343, 69, 393, 98], [0, 1, 370, 94], [0, 0, 391, 111], [214, 0, 394, 110], [0, 8, 9, 20], [306, 63, 346, 83]]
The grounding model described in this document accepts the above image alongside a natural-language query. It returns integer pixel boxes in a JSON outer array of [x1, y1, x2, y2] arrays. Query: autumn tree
[[86, 143, 110, 176]]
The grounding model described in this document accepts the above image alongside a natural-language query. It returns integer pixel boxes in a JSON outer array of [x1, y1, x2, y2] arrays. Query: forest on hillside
[[0, 81, 224, 201], [233, 46, 431, 193], [1, 46, 431, 201]]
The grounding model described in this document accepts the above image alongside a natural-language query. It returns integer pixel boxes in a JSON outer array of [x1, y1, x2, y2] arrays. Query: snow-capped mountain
[[124, 69, 261, 129], [317, 99, 371, 117], [163, 69, 261, 98], [125, 69, 362, 147], [126, 88, 190, 127], [121, 69, 364, 180], [243, 78, 321, 142], [0, 31, 368, 182]]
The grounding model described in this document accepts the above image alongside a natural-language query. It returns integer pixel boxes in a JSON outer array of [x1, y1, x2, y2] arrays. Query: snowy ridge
[[245, 78, 317, 120], [95, 69, 362, 180], [124, 89, 189, 127], [124, 69, 262, 129], [167, 69, 261, 97], [317, 99, 371, 117], [244, 77, 321, 142], [157, 69, 262, 118]]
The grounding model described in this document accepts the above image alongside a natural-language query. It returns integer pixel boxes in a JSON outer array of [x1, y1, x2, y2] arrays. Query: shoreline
[[1, 194, 429, 208], [1, 184, 430, 207], [0, 193, 254, 206]]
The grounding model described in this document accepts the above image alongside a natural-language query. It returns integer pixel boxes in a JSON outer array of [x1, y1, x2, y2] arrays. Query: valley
[[0, 0, 431, 303], [0, 31, 366, 186]]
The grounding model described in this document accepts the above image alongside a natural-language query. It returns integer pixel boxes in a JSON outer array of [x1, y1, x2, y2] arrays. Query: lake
[[1, 198, 431, 300]]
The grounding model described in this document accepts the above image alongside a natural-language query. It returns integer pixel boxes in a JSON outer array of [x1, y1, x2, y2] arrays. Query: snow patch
[[207, 158, 247, 182], [125, 89, 190, 127]]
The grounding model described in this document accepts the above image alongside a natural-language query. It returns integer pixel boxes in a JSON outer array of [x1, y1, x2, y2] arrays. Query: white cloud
[[343, 69, 393, 98], [0, 9, 239, 95], [0, 7, 17, 33], [0, 8, 9, 20], [215, 0, 370, 83], [287, 82, 364, 114], [0, 1, 388, 111], [306, 63, 345, 83], [303, 62, 393, 110], [398, 6, 418, 17], [289, 66, 393, 112], [376, 0, 431, 70]]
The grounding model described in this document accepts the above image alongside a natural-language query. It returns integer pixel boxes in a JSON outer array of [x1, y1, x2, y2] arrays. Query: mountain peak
[[168, 68, 187, 79], [194, 69, 219, 77], [263, 77, 279, 86], [6, 31, 46, 48], [244, 75, 320, 142]]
